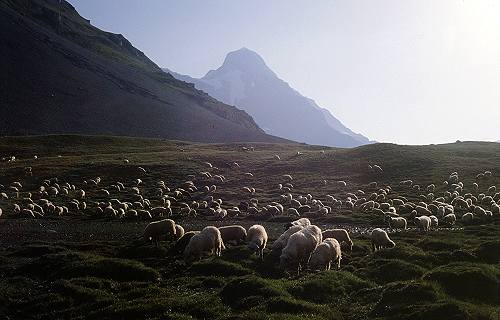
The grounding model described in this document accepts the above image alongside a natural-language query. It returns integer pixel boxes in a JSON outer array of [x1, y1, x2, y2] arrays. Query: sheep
[[184, 226, 224, 262], [271, 225, 304, 256], [309, 238, 342, 271], [286, 208, 300, 217], [492, 204, 500, 215], [285, 217, 311, 230], [488, 186, 496, 195], [247, 225, 268, 260], [415, 205, 432, 216], [429, 215, 439, 229], [280, 225, 322, 275], [462, 212, 474, 224], [218, 225, 247, 245], [172, 231, 199, 254], [443, 213, 457, 226], [337, 181, 347, 188], [0, 207, 2, 217], [414, 216, 431, 231], [143, 219, 176, 246], [174, 224, 185, 240], [370, 228, 396, 252], [386, 216, 407, 230], [322, 229, 353, 251]]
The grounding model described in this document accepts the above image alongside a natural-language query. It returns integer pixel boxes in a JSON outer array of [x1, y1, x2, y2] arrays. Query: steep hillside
[[165, 48, 371, 147], [0, 0, 284, 143]]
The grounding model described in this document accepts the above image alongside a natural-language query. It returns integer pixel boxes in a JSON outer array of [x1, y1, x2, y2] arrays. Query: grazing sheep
[[174, 224, 185, 240], [415, 205, 432, 216], [322, 229, 353, 251], [151, 206, 171, 217], [429, 215, 439, 229], [143, 219, 176, 246], [271, 225, 304, 256], [285, 217, 311, 230], [280, 225, 322, 275], [173, 231, 199, 254], [337, 181, 347, 188], [414, 216, 431, 231], [184, 226, 224, 262], [370, 228, 396, 252], [286, 208, 300, 217], [247, 225, 268, 260], [386, 216, 407, 230], [488, 186, 496, 195], [492, 204, 500, 215], [309, 238, 342, 271], [462, 212, 474, 224], [219, 225, 247, 245], [443, 213, 457, 226]]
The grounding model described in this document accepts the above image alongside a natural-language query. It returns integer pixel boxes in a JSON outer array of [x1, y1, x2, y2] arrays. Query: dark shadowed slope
[[0, 0, 286, 143], [165, 48, 372, 147]]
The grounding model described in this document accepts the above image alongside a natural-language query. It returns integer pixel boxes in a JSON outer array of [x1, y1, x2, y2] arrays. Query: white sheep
[[337, 181, 347, 188], [386, 216, 407, 230], [414, 216, 431, 231], [184, 226, 224, 262], [174, 224, 185, 240], [429, 215, 439, 228], [309, 238, 342, 271], [322, 229, 353, 251], [247, 225, 268, 260], [443, 213, 457, 226], [173, 231, 199, 254], [370, 228, 396, 252], [219, 225, 247, 245], [280, 225, 322, 275], [461, 212, 474, 224], [285, 217, 311, 230], [271, 225, 304, 256], [143, 219, 176, 246], [286, 208, 300, 217]]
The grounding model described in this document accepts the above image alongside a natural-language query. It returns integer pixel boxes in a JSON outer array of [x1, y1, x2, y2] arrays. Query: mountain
[[0, 1, 285, 143], [164, 48, 371, 147]]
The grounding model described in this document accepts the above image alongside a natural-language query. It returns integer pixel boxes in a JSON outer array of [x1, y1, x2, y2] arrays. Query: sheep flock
[[1, 146, 498, 276]]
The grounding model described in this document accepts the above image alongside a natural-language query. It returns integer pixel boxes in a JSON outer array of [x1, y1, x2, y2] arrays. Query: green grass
[[0, 135, 499, 319]]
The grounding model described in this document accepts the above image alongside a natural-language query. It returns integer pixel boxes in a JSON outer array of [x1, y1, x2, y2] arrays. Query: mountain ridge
[[164, 48, 372, 147], [0, 0, 285, 143]]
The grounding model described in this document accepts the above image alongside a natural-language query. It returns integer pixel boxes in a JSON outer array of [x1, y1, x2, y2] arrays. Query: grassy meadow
[[0, 135, 499, 319]]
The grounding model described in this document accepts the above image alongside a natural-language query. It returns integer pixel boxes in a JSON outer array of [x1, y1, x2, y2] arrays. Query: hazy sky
[[69, 0, 499, 145]]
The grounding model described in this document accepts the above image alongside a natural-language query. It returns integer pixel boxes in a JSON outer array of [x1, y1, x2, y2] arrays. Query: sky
[[68, 0, 500, 145]]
